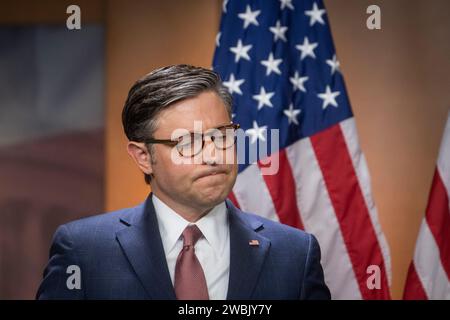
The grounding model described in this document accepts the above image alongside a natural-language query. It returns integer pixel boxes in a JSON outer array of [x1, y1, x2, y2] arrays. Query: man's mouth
[[195, 169, 227, 180]]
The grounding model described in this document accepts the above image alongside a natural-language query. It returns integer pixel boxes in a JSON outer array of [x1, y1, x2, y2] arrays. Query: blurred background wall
[[0, 0, 449, 299], [0, 0, 106, 299]]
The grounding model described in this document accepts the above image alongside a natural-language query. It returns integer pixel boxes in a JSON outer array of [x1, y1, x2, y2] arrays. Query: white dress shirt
[[152, 194, 230, 300]]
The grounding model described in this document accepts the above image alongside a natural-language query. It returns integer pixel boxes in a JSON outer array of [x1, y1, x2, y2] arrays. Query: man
[[37, 64, 331, 300]]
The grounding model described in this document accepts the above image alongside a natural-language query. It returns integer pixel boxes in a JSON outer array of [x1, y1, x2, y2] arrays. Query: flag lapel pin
[[249, 239, 259, 246]]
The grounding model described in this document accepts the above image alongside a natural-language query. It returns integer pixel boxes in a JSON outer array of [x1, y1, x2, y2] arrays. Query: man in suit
[[37, 64, 331, 300]]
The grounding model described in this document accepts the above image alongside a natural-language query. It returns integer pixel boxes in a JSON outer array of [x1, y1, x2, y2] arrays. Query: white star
[[283, 104, 301, 125], [269, 20, 288, 42], [279, 0, 294, 10], [222, 0, 229, 13], [238, 5, 261, 29], [261, 53, 282, 76], [246, 121, 267, 144], [305, 2, 326, 26], [295, 37, 318, 60], [326, 54, 340, 75], [223, 74, 245, 95], [252, 87, 275, 110], [317, 85, 340, 109], [230, 39, 252, 63], [216, 32, 221, 47], [290, 71, 309, 92]]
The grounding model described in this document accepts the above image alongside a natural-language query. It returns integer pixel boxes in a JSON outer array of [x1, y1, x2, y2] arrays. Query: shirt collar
[[195, 201, 228, 255], [152, 194, 228, 255]]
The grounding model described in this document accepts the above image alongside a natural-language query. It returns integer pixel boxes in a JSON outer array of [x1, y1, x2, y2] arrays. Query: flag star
[[246, 121, 267, 143], [295, 37, 318, 60], [216, 32, 221, 47], [279, 0, 294, 10], [317, 85, 340, 109], [232, 113, 236, 119], [283, 104, 301, 125], [326, 54, 340, 75], [253, 87, 275, 110], [261, 53, 283, 76], [290, 71, 309, 92], [238, 5, 261, 29], [305, 2, 326, 26], [230, 39, 252, 63], [223, 73, 245, 95], [269, 20, 288, 42], [222, 0, 229, 13]]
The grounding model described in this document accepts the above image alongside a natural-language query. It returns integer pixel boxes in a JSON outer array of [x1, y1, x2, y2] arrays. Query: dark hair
[[122, 64, 233, 184]]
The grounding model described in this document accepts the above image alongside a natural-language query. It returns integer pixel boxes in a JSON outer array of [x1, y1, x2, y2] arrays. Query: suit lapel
[[116, 195, 176, 299], [226, 200, 271, 300]]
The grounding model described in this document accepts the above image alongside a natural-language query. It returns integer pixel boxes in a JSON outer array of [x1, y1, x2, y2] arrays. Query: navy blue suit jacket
[[37, 194, 330, 299]]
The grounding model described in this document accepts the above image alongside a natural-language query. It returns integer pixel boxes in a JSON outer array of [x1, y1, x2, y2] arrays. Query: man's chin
[[194, 189, 229, 208]]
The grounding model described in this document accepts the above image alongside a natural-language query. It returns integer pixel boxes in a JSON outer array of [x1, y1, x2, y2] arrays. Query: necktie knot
[[182, 224, 203, 248]]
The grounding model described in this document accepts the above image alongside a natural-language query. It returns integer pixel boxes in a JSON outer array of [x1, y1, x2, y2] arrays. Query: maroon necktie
[[174, 225, 209, 300]]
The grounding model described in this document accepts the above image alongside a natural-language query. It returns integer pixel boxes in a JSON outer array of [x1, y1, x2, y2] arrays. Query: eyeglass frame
[[144, 123, 240, 158]]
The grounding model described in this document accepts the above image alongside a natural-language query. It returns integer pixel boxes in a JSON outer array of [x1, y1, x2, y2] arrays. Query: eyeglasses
[[145, 123, 240, 157]]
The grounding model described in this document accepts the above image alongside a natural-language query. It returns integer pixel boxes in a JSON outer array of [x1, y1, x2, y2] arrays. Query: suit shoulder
[[57, 203, 143, 240]]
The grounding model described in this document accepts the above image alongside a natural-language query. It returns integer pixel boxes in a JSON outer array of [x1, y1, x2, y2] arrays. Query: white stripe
[[286, 137, 362, 299], [413, 220, 450, 299], [437, 112, 450, 196], [340, 118, 392, 286], [233, 163, 279, 222]]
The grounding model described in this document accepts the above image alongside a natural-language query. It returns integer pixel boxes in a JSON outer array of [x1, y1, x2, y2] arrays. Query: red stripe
[[403, 263, 428, 299], [228, 191, 240, 208], [258, 149, 304, 230], [310, 123, 391, 299], [424, 169, 450, 279]]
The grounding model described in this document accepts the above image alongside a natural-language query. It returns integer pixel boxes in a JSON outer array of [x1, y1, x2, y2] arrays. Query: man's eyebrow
[[182, 122, 233, 134], [206, 123, 233, 131]]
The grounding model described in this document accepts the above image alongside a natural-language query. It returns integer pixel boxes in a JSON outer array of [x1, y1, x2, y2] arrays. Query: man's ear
[[126, 142, 153, 175]]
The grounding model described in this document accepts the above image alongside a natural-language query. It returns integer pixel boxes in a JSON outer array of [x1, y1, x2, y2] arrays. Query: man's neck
[[151, 190, 214, 222]]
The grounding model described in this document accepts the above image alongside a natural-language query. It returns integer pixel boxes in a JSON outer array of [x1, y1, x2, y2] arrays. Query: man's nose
[[202, 137, 218, 165]]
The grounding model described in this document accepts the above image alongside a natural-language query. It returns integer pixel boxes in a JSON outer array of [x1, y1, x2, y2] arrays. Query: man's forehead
[[157, 119, 231, 135], [155, 99, 230, 134]]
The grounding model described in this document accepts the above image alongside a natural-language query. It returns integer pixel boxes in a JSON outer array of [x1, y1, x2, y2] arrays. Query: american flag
[[213, 0, 391, 299], [404, 112, 450, 299]]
